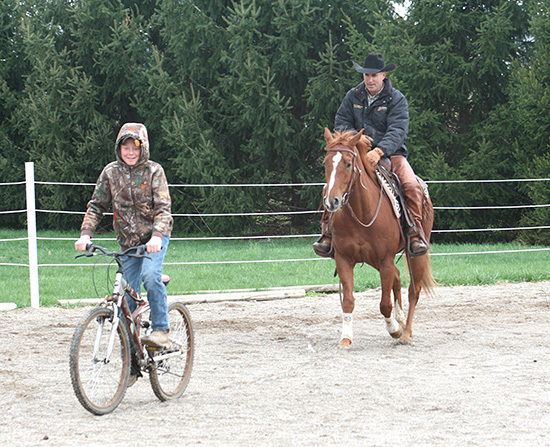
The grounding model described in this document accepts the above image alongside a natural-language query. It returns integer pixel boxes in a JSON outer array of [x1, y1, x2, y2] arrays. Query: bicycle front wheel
[[69, 306, 131, 415], [149, 302, 194, 401]]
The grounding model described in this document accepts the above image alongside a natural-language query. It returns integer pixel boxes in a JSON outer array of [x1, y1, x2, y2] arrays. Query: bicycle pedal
[[146, 345, 163, 355]]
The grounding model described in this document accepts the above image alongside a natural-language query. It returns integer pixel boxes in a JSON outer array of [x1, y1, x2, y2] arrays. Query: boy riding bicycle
[[75, 122, 173, 349]]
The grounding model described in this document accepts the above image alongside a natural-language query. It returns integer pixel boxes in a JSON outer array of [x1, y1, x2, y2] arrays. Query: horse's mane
[[325, 130, 358, 150]]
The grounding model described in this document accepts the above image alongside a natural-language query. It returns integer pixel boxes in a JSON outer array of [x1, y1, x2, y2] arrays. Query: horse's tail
[[407, 253, 436, 297], [419, 254, 436, 296], [417, 189, 436, 294]]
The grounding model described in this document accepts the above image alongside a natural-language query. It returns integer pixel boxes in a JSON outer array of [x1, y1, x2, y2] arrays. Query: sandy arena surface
[[1, 281, 550, 446]]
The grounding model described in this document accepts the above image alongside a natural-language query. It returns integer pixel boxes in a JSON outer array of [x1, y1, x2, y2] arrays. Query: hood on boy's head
[[115, 123, 150, 164]]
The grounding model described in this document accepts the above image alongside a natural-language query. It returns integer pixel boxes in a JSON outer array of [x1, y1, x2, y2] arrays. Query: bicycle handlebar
[[75, 243, 151, 260]]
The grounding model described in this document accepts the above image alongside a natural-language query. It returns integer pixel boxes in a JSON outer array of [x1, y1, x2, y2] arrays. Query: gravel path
[[1, 281, 550, 446]]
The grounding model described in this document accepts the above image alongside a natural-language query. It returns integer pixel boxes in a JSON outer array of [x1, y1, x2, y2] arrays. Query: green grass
[[1, 229, 549, 307]]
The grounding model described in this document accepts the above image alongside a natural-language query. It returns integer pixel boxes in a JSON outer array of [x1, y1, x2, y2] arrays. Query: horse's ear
[[324, 127, 333, 143], [349, 128, 364, 147]]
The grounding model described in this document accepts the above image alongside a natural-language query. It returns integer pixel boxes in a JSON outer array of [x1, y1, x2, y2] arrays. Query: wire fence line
[[7, 246, 550, 269], [30, 177, 550, 186], [23, 202, 550, 216], [1, 162, 550, 307], [0, 209, 26, 215], [0, 181, 26, 186], [3, 224, 550, 245], [434, 204, 550, 210]]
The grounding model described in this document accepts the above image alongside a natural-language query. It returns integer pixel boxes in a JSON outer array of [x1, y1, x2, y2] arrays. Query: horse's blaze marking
[[327, 151, 342, 197]]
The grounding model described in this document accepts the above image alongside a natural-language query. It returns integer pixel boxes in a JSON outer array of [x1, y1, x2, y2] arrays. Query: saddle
[[375, 159, 429, 234]]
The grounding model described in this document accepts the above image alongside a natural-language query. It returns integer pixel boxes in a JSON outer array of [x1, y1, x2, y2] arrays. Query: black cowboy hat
[[353, 53, 396, 74]]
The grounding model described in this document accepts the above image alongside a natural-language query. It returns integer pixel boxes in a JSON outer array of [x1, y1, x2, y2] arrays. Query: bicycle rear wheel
[[69, 306, 131, 415], [149, 302, 194, 401]]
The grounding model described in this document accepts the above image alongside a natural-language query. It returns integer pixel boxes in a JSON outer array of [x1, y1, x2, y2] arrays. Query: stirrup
[[408, 238, 429, 257]]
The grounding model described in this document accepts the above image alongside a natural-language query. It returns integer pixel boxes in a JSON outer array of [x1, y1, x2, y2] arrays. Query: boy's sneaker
[[141, 329, 170, 348]]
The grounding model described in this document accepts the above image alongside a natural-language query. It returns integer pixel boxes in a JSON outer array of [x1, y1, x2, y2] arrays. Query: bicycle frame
[[100, 266, 182, 367], [98, 265, 149, 362]]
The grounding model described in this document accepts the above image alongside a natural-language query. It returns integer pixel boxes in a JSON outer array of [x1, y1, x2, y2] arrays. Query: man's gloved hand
[[360, 134, 373, 151], [365, 147, 384, 166]]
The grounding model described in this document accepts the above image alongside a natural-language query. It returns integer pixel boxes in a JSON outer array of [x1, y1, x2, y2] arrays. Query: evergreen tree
[[14, 14, 113, 229], [150, 0, 398, 234], [0, 1, 29, 227], [372, 0, 531, 241], [0, 0, 543, 242], [505, 1, 550, 243]]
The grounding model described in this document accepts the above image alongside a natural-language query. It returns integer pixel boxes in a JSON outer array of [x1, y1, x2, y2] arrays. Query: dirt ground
[[1, 281, 550, 447]]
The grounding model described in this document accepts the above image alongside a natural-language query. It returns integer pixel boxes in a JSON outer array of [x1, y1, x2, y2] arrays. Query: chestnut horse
[[322, 128, 434, 347]]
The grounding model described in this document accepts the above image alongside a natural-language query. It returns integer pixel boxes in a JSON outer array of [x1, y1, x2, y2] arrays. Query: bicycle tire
[[69, 306, 131, 415], [149, 302, 194, 401]]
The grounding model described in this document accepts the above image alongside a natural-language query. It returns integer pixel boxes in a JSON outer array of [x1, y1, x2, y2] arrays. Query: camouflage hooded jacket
[[80, 123, 173, 249]]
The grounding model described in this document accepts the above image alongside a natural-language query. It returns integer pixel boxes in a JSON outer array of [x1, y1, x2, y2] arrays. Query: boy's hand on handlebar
[[75, 235, 91, 252], [146, 236, 162, 254]]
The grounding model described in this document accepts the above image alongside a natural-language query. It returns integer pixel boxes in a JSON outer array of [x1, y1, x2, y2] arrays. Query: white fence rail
[[1, 162, 550, 308]]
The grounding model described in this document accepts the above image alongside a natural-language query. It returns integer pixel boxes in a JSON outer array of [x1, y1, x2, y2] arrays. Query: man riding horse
[[314, 53, 429, 258]]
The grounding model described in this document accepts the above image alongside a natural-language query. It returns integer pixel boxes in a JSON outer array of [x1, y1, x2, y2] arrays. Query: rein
[[325, 146, 384, 228]]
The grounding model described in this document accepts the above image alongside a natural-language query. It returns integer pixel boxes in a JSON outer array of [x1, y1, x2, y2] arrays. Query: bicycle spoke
[[149, 302, 194, 401], [69, 307, 130, 415]]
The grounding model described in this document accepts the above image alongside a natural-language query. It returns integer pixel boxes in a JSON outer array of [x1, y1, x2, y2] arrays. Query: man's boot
[[390, 156, 430, 258], [313, 213, 334, 258], [407, 221, 429, 257], [313, 234, 333, 258]]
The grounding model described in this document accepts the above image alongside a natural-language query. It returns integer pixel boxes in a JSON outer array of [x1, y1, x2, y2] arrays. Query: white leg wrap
[[385, 317, 400, 335], [341, 313, 353, 342]]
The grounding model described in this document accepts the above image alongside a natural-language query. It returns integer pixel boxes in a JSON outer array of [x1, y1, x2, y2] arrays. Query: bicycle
[[69, 243, 194, 415]]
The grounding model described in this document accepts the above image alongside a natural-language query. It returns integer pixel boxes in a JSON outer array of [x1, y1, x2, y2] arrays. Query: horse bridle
[[324, 146, 384, 228], [325, 147, 359, 206]]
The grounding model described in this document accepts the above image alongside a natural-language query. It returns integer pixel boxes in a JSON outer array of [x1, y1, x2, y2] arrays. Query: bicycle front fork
[[93, 302, 120, 363]]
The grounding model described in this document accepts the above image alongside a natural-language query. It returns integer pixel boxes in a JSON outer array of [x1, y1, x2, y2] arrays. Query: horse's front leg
[[379, 260, 404, 339], [392, 269, 406, 329], [335, 256, 355, 348]]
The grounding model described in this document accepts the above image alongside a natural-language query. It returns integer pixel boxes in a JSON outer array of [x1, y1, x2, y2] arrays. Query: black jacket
[[334, 78, 409, 158]]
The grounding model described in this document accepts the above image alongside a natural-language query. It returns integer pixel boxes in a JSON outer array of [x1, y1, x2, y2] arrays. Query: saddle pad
[[416, 176, 430, 199], [375, 169, 401, 219]]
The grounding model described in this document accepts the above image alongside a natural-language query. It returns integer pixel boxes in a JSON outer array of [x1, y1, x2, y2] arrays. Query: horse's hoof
[[338, 338, 352, 349], [389, 322, 404, 339], [389, 329, 403, 339], [398, 333, 412, 344]]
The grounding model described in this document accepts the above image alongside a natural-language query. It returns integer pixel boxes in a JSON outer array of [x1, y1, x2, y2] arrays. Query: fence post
[[25, 162, 40, 308]]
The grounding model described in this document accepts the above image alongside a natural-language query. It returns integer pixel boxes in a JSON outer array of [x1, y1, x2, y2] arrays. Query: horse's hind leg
[[401, 282, 420, 342], [401, 256, 431, 342]]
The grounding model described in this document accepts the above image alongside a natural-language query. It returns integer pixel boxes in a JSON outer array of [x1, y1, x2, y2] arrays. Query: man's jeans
[[122, 235, 170, 331]]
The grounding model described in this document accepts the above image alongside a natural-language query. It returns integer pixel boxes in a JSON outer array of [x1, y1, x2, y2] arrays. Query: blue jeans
[[122, 235, 170, 331]]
